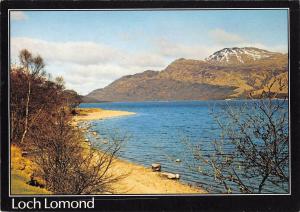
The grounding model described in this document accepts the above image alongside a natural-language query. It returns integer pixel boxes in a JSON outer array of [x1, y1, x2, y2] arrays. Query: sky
[[10, 10, 288, 95]]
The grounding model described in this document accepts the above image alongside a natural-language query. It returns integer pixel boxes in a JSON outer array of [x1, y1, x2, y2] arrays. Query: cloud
[[45, 62, 157, 95], [11, 37, 120, 66], [10, 37, 170, 95], [210, 28, 244, 45], [209, 29, 287, 53], [231, 42, 288, 53], [11, 37, 168, 68], [120, 53, 167, 69], [154, 38, 220, 60], [10, 11, 27, 21], [250, 43, 287, 53]]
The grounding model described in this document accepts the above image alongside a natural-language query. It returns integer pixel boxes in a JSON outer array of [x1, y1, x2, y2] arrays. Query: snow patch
[[205, 47, 274, 64]]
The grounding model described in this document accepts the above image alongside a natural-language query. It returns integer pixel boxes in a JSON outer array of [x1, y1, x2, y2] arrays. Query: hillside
[[11, 145, 51, 195], [85, 47, 288, 102]]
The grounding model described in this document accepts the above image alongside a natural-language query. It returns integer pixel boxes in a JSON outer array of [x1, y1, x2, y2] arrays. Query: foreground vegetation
[[185, 79, 289, 193], [11, 145, 51, 194], [11, 49, 122, 194]]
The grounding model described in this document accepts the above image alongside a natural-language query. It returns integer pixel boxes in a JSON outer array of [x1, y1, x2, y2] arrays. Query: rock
[[161, 172, 180, 179], [175, 159, 181, 162], [28, 174, 45, 188], [151, 163, 161, 172], [84, 138, 89, 142], [21, 151, 29, 157]]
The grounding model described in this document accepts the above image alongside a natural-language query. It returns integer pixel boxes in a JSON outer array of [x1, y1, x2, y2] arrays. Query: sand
[[74, 108, 206, 194], [109, 158, 206, 194], [73, 108, 136, 122]]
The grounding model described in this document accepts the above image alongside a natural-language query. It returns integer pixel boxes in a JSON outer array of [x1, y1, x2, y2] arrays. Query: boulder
[[151, 163, 161, 172], [175, 159, 181, 162], [21, 151, 29, 157], [161, 172, 180, 179], [84, 138, 89, 142]]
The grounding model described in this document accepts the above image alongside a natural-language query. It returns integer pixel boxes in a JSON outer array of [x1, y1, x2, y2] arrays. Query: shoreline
[[74, 108, 206, 194], [73, 108, 136, 122]]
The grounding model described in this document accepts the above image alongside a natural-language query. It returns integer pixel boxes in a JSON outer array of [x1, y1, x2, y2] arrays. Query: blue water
[[79, 100, 288, 193]]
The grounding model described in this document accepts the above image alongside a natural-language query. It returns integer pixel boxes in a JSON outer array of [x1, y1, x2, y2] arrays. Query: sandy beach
[[73, 108, 136, 122], [74, 108, 206, 194], [109, 158, 205, 194]]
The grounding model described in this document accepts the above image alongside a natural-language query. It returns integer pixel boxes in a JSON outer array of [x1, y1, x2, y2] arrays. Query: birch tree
[[18, 49, 45, 144]]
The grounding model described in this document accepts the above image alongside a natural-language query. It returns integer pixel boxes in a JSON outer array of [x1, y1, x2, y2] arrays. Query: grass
[[11, 170, 51, 195], [75, 108, 103, 116], [11, 145, 51, 195]]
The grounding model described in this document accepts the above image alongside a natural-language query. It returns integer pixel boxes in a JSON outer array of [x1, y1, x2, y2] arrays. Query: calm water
[[79, 100, 288, 193]]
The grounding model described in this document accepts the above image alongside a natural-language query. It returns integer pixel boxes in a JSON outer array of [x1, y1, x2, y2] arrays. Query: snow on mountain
[[205, 47, 280, 65]]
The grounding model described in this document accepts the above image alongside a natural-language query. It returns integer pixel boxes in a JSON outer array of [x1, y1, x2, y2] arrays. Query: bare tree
[[11, 49, 108, 194], [11, 49, 81, 145], [188, 78, 289, 193], [28, 109, 125, 194], [14, 49, 45, 144]]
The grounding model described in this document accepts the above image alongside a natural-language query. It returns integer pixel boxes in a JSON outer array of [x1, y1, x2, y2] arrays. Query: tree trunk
[[20, 74, 31, 144]]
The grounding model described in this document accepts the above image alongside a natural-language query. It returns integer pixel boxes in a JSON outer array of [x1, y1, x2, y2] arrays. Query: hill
[[85, 47, 288, 102]]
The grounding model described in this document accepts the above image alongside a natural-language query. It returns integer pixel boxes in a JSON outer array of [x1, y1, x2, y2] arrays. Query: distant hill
[[85, 47, 288, 102]]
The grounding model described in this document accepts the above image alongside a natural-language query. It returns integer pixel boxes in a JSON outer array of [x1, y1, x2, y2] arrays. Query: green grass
[[11, 170, 51, 195]]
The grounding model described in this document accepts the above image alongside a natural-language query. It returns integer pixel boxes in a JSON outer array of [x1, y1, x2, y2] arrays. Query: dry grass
[[75, 108, 103, 116], [11, 145, 51, 194], [11, 170, 51, 195]]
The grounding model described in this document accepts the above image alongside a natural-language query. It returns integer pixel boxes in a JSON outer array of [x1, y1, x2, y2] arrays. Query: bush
[[28, 109, 123, 194]]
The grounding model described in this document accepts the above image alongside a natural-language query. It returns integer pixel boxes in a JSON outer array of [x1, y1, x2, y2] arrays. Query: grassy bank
[[11, 145, 51, 194]]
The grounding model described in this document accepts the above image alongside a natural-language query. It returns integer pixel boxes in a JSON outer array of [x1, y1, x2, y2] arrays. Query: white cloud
[[49, 63, 155, 95], [10, 11, 27, 21], [210, 28, 244, 45], [11, 37, 170, 95], [154, 38, 220, 60], [209, 29, 287, 53], [231, 42, 288, 53], [11, 37, 168, 68], [11, 37, 120, 65], [120, 52, 166, 69]]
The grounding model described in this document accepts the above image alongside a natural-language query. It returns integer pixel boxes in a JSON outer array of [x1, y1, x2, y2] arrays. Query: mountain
[[85, 47, 288, 102], [205, 47, 283, 65]]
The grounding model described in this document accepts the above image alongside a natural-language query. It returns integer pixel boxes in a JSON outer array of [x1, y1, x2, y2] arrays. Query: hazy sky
[[10, 10, 288, 95]]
